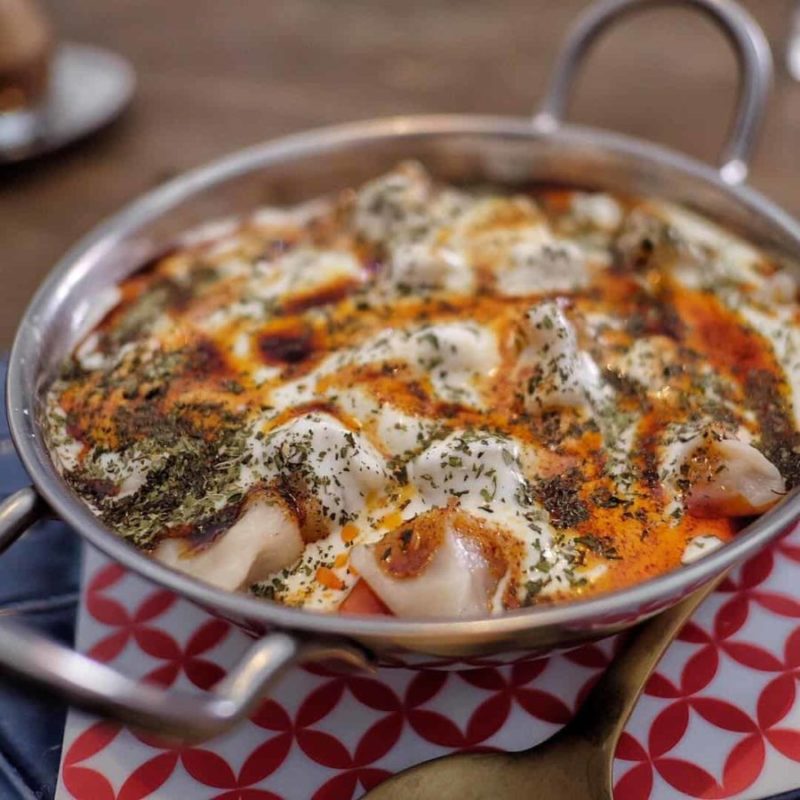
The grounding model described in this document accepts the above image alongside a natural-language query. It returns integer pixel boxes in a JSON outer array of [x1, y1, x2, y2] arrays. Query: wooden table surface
[[1, 0, 798, 349]]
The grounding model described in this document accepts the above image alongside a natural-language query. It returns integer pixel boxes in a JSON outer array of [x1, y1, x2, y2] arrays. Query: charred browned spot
[[68, 474, 119, 504], [627, 238, 655, 271], [274, 475, 331, 544], [258, 319, 319, 366], [375, 506, 525, 607], [282, 277, 361, 314], [406, 381, 429, 403], [375, 506, 512, 583], [437, 402, 466, 419], [626, 292, 685, 341], [167, 500, 244, 551], [184, 338, 230, 378], [377, 516, 441, 580]]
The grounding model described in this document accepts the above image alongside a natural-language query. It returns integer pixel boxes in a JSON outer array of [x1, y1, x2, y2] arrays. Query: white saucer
[[0, 42, 135, 163]]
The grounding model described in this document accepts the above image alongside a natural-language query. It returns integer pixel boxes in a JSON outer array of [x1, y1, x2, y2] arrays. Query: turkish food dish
[[44, 163, 800, 618]]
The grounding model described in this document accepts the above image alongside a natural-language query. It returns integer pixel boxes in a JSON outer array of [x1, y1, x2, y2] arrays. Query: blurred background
[[1, 0, 799, 351]]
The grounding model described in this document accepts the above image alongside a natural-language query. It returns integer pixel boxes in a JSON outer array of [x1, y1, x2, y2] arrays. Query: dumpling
[[662, 427, 785, 517], [333, 387, 437, 456], [249, 247, 366, 308], [517, 300, 604, 414], [349, 507, 500, 618], [684, 438, 786, 517], [495, 239, 589, 296], [242, 411, 390, 529], [155, 494, 303, 591], [353, 161, 435, 243], [354, 162, 476, 293], [408, 429, 529, 513], [610, 336, 680, 395], [348, 322, 500, 409]]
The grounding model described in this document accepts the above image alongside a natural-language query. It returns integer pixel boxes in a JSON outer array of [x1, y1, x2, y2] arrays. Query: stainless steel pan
[[2, 0, 795, 740]]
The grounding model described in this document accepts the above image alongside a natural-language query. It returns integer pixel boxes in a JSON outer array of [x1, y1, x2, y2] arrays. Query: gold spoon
[[363, 576, 723, 800]]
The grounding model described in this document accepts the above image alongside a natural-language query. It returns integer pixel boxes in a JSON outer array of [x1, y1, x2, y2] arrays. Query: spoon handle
[[564, 574, 725, 752]]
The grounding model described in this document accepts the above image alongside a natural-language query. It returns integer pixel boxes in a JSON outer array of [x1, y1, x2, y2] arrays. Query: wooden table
[[1, 0, 798, 349]]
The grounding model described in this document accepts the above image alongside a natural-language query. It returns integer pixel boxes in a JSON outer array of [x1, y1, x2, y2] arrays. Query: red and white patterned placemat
[[55, 528, 800, 800]]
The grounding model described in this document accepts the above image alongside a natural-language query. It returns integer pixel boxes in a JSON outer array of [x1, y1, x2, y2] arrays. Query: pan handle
[[0, 487, 368, 742], [533, 0, 773, 186]]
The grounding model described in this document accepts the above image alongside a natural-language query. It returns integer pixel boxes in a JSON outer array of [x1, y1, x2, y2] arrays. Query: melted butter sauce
[[45, 164, 800, 615]]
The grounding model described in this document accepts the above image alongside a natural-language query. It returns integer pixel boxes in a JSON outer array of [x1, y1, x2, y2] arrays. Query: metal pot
[[1, 0, 794, 740]]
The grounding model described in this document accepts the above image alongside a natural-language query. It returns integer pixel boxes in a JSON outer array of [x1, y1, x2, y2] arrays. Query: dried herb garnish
[[522, 579, 545, 605], [574, 534, 622, 560], [746, 369, 800, 488], [589, 487, 627, 509], [88, 401, 248, 548], [535, 469, 589, 528]]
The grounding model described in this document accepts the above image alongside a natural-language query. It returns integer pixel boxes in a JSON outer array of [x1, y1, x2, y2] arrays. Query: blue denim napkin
[[0, 358, 80, 799]]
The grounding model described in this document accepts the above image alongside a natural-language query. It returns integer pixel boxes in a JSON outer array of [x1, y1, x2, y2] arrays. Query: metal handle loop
[[533, 0, 773, 186], [0, 487, 368, 741]]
